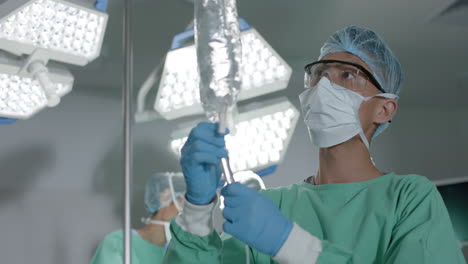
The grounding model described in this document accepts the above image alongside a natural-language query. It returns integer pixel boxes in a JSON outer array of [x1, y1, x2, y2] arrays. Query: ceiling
[[70, 0, 468, 108]]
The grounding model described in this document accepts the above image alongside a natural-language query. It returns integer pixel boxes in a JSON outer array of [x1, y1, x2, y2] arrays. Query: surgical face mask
[[168, 174, 184, 214], [142, 218, 172, 249], [299, 77, 398, 149]]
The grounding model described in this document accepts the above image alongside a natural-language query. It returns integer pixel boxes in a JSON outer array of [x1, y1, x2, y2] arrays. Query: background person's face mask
[[167, 174, 184, 214], [299, 77, 397, 149], [142, 218, 172, 249]]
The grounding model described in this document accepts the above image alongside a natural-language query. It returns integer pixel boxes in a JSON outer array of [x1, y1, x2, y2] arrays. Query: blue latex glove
[[180, 122, 228, 205], [221, 183, 293, 256]]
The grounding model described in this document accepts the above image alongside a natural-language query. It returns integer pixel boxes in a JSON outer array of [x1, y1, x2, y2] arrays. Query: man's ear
[[375, 99, 397, 124]]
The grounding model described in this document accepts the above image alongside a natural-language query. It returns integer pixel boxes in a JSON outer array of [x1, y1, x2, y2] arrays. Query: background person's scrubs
[[91, 230, 165, 264]]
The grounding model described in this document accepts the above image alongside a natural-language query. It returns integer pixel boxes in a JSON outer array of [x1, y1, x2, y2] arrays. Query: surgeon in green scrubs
[[91, 173, 185, 264], [162, 26, 467, 263]]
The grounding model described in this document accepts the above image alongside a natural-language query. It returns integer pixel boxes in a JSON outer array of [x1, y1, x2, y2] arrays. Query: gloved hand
[[221, 183, 293, 256], [180, 122, 228, 205]]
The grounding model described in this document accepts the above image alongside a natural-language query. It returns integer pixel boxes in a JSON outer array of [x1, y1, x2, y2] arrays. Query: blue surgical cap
[[144, 172, 186, 215], [319, 26, 404, 137]]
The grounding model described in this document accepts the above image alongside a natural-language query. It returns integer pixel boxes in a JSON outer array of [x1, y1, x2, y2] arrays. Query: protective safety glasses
[[304, 60, 384, 93]]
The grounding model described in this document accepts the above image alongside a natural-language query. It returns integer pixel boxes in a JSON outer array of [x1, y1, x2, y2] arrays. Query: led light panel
[[0, 60, 73, 119], [170, 99, 299, 173], [155, 28, 292, 120], [0, 0, 108, 66]]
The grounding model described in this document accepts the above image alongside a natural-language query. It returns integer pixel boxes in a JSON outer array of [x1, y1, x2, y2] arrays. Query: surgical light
[[154, 27, 292, 120], [0, 0, 108, 66], [0, 51, 73, 119], [170, 99, 299, 174], [0, 0, 108, 118]]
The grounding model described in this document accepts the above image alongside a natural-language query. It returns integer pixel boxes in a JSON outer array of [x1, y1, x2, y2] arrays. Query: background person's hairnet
[[144, 172, 186, 215], [318, 25, 403, 138]]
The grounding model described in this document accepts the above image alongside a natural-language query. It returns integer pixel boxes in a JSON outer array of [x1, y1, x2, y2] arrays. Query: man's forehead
[[321, 52, 373, 74]]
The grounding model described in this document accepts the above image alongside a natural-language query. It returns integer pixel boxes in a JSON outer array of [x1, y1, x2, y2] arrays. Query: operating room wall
[[0, 88, 184, 264], [0, 91, 123, 264], [0, 89, 467, 263]]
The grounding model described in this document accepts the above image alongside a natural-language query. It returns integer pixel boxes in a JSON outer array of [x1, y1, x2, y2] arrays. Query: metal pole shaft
[[123, 0, 133, 263]]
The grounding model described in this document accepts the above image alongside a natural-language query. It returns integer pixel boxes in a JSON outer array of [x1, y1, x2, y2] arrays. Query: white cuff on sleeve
[[175, 196, 218, 237], [273, 223, 322, 264]]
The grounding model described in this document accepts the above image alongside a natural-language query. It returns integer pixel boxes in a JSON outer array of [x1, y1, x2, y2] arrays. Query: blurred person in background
[[91, 173, 185, 264]]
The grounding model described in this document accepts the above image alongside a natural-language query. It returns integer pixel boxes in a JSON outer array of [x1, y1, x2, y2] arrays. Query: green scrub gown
[[91, 229, 165, 264], [163, 173, 466, 263]]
